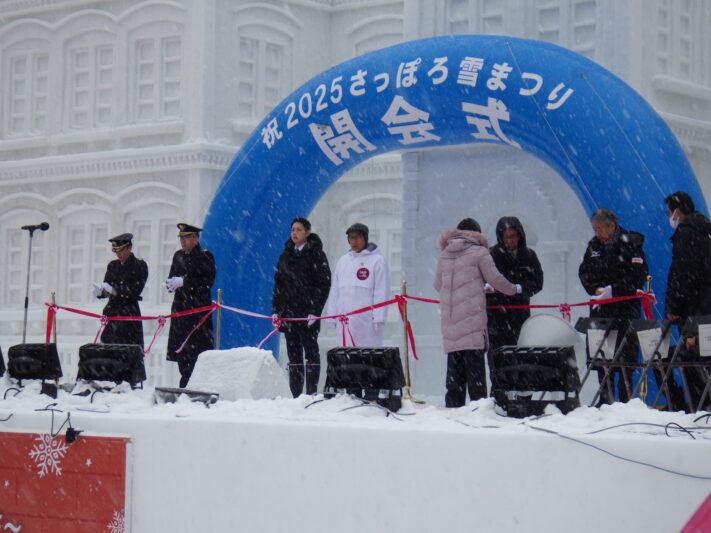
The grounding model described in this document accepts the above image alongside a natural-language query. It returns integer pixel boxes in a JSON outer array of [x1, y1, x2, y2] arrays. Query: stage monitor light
[[491, 345, 581, 418], [8, 343, 63, 383], [77, 343, 146, 387], [324, 347, 405, 411]]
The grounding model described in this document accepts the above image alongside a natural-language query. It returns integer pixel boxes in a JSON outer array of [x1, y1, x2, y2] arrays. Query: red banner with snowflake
[[0, 431, 129, 532]]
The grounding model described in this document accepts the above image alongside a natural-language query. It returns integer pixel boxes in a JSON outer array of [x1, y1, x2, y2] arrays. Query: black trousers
[[285, 327, 321, 397], [446, 349, 487, 407], [177, 354, 197, 389]]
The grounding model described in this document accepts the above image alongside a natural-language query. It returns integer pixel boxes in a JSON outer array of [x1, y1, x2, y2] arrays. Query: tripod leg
[[697, 366, 711, 411], [679, 367, 695, 413]]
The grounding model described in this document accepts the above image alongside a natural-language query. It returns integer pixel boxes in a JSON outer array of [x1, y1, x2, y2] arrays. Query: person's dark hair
[[591, 208, 617, 225], [665, 191, 695, 215], [291, 217, 311, 231], [457, 218, 481, 232]]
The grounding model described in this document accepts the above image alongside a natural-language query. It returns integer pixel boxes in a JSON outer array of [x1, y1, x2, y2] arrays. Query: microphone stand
[[22, 226, 38, 343]]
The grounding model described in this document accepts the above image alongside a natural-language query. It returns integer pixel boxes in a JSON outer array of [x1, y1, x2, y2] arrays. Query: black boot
[[305, 363, 320, 395], [288, 363, 304, 398]]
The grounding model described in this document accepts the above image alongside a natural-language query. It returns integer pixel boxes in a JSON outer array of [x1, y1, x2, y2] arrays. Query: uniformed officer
[[92, 233, 148, 348], [165, 223, 216, 388]]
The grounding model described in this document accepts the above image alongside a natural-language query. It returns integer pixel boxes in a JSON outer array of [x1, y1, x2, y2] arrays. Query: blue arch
[[203, 34, 704, 350]]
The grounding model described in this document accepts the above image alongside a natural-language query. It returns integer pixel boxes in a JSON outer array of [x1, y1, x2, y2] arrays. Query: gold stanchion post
[[50, 291, 59, 387], [50, 291, 57, 343], [401, 280, 425, 404], [638, 276, 653, 403], [216, 288, 222, 350], [402, 280, 412, 399]]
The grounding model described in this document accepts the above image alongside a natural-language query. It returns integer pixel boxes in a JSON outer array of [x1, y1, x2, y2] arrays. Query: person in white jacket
[[327, 223, 391, 346]]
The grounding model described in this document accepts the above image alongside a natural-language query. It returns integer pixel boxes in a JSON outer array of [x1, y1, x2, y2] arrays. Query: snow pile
[[0, 375, 710, 532]]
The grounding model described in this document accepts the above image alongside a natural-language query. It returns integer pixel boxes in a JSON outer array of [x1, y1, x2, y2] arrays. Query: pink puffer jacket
[[434, 229, 517, 352]]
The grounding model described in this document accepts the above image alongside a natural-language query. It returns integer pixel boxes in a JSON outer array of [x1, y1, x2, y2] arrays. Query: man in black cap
[[165, 223, 216, 388], [92, 233, 148, 347]]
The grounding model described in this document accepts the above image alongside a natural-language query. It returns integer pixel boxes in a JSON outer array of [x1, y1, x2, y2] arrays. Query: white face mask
[[669, 214, 679, 230]]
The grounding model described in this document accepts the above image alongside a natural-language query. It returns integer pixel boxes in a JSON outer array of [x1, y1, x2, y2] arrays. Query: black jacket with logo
[[578, 225, 648, 320]]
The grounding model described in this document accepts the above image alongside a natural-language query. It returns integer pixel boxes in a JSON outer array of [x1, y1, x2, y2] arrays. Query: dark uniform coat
[[666, 211, 711, 322], [272, 233, 331, 332], [166, 245, 216, 363], [99, 253, 148, 348], [486, 217, 544, 348], [578, 225, 648, 321]]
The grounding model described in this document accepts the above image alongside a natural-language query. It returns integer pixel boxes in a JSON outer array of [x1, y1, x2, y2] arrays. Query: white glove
[[591, 285, 612, 310], [101, 282, 115, 296], [91, 283, 102, 299], [484, 282, 494, 293], [165, 276, 184, 293], [592, 285, 612, 301], [515, 284, 522, 294], [307, 314, 317, 327]]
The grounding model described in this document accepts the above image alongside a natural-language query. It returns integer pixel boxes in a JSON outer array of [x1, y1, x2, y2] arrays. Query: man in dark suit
[[272, 217, 331, 396], [165, 223, 216, 388]]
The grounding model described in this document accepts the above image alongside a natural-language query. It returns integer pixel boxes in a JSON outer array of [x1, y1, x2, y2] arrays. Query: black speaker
[[77, 343, 146, 386], [324, 347, 405, 411], [491, 345, 581, 418], [8, 343, 63, 382]]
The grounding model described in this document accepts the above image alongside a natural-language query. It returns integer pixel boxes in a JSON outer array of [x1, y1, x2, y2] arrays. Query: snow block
[[187, 347, 291, 401]]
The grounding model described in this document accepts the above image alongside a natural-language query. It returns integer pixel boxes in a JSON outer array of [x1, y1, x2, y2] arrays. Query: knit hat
[[346, 222, 369, 243]]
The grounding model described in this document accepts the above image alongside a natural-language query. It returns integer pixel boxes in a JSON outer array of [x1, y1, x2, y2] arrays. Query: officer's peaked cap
[[177, 223, 202, 237], [109, 233, 133, 252]]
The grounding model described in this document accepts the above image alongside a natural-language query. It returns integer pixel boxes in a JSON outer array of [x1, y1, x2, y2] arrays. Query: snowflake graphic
[[28, 434, 68, 477], [107, 510, 125, 533]]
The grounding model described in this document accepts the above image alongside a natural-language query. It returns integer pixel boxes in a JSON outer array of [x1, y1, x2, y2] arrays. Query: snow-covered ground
[[1, 361, 710, 532]]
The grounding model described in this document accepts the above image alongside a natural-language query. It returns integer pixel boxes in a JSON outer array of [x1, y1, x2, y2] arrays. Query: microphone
[[21, 222, 50, 231]]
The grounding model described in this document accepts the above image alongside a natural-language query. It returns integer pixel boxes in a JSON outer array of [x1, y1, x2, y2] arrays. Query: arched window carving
[[2, 37, 50, 137]]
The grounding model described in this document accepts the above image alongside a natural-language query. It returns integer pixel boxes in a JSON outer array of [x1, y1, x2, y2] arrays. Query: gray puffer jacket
[[434, 229, 517, 352]]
